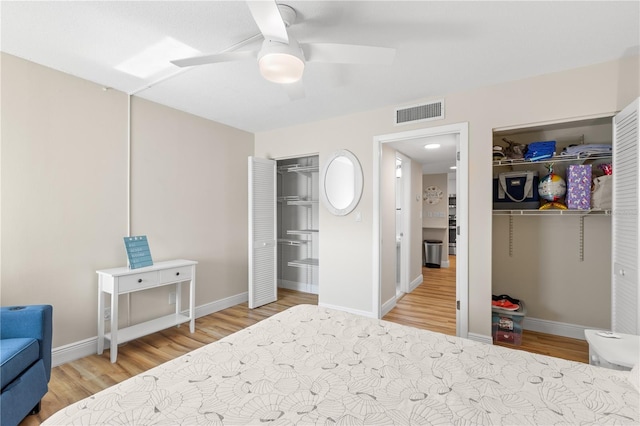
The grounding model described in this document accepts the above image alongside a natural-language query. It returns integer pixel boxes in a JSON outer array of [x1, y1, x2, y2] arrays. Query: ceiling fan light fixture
[[258, 39, 305, 84]]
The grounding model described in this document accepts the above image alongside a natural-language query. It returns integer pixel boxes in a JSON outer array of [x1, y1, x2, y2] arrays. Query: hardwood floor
[[383, 255, 589, 364], [384, 259, 457, 335], [26, 266, 588, 424]]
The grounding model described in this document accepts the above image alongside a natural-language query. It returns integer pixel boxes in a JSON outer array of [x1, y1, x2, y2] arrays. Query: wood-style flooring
[[25, 260, 588, 424], [384, 256, 589, 364]]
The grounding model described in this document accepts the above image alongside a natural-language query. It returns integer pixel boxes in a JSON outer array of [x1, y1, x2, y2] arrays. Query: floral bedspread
[[44, 304, 639, 425]]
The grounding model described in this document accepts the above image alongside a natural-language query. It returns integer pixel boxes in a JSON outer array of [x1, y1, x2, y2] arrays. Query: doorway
[[395, 153, 411, 298], [373, 122, 469, 338]]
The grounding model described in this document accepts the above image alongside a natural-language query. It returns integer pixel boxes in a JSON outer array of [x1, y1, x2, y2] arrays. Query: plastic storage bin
[[424, 240, 442, 268], [492, 300, 526, 345]]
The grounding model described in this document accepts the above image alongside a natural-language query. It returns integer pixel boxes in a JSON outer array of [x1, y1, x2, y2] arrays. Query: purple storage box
[[567, 164, 592, 210]]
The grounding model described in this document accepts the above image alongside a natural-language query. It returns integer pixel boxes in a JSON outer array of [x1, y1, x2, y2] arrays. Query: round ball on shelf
[[538, 167, 566, 202]]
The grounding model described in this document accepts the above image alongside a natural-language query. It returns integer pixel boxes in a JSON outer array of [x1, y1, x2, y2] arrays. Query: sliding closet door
[[612, 98, 639, 334], [248, 156, 277, 309]]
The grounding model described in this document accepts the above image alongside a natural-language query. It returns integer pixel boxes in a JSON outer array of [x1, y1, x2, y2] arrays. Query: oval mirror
[[320, 149, 363, 216]]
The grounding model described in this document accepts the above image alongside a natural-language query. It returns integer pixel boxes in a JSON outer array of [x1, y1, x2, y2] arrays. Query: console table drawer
[[160, 266, 192, 283], [119, 271, 159, 292]]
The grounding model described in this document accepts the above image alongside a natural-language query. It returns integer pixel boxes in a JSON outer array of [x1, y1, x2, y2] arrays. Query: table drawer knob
[[138, 278, 143, 283]]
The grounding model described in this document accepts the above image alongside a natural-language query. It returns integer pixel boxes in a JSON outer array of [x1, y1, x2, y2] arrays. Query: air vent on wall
[[394, 99, 444, 125]]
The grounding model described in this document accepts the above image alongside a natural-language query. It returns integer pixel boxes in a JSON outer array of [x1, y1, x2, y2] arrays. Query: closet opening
[[491, 115, 613, 358], [276, 155, 320, 295], [248, 154, 319, 309]]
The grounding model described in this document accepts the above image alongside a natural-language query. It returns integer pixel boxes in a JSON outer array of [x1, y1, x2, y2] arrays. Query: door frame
[[396, 152, 412, 295], [373, 122, 469, 338]]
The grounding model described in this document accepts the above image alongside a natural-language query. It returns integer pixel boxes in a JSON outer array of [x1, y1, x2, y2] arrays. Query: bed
[[44, 304, 639, 425]]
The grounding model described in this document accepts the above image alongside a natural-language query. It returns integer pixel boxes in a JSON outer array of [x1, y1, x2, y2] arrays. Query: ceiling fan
[[170, 1, 396, 99]]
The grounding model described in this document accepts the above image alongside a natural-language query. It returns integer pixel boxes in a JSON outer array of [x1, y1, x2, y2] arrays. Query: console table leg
[[176, 282, 182, 322], [110, 292, 118, 363], [189, 270, 195, 333], [97, 278, 105, 355]]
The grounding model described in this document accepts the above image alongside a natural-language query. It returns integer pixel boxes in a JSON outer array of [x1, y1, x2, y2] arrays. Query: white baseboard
[[52, 291, 249, 367], [441, 260, 450, 268], [440, 318, 590, 349], [277, 279, 318, 295], [318, 302, 376, 319], [381, 297, 396, 317], [194, 291, 248, 318], [408, 275, 423, 293], [52, 337, 100, 367], [524, 316, 589, 341], [467, 333, 493, 345]]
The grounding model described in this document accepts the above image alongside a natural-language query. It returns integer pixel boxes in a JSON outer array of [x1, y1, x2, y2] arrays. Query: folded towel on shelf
[[561, 144, 612, 156], [524, 140, 556, 161]]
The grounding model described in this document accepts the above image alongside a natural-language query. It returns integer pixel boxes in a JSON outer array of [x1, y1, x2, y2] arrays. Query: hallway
[[384, 256, 456, 336]]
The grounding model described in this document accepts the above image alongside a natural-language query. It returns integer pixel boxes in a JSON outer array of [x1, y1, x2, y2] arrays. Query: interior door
[[248, 156, 277, 309], [612, 98, 640, 333]]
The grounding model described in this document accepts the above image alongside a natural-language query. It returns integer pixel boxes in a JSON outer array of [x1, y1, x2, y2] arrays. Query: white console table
[[97, 259, 197, 363]]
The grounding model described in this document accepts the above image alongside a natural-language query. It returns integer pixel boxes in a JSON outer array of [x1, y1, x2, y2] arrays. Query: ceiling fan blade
[[302, 43, 396, 65], [282, 80, 305, 100], [171, 50, 257, 67], [247, 1, 289, 44]]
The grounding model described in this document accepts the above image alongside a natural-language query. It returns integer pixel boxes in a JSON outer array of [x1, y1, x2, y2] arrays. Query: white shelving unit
[[277, 156, 319, 294], [491, 116, 615, 341], [493, 151, 612, 167], [492, 132, 612, 261]]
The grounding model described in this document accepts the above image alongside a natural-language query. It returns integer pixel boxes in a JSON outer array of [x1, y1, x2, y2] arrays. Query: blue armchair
[[0, 305, 53, 426]]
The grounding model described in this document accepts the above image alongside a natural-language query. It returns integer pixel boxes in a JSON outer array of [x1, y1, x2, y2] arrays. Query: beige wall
[[256, 55, 639, 337], [1, 53, 128, 345], [422, 173, 449, 229], [493, 215, 611, 327], [1, 53, 254, 346], [126, 98, 253, 324], [2, 51, 638, 348]]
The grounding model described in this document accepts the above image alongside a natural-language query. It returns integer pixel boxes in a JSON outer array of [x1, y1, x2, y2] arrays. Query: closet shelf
[[277, 196, 318, 206], [278, 239, 309, 246], [493, 152, 611, 167], [278, 164, 319, 174], [493, 209, 611, 216], [288, 200, 318, 206], [286, 229, 319, 235], [287, 258, 319, 268]]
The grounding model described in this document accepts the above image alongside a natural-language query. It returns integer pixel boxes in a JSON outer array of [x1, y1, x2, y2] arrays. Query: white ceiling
[[391, 134, 458, 174], [1, 0, 638, 139]]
